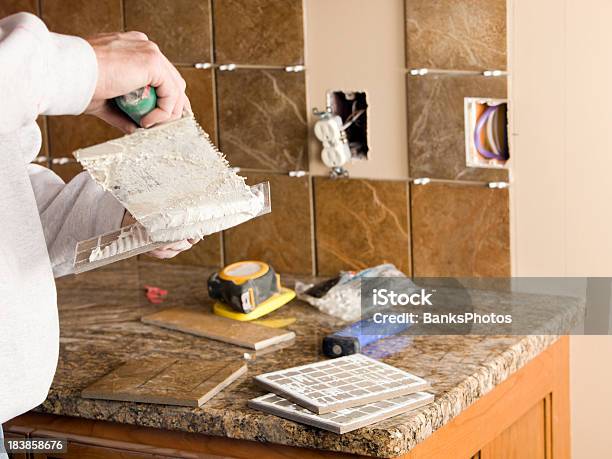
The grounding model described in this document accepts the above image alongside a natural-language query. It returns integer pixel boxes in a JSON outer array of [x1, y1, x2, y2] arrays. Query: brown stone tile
[[314, 177, 411, 276], [47, 115, 122, 157], [224, 172, 313, 275], [217, 69, 307, 171], [41, 0, 122, 36], [405, 0, 506, 70], [0, 0, 37, 17], [51, 161, 84, 183], [411, 182, 510, 277], [213, 0, 304, 65], [147, 233, 222, 268], [179, 67, 216, 140], [36, 116, 49, 157], [407, 75, 508, 181], [124, 0, 211, 63]]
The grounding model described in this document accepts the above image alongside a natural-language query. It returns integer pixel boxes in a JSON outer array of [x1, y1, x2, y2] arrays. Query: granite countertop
[[39, 260, 583, 458]]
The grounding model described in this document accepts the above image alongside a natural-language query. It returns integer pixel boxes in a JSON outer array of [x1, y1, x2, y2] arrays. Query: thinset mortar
[[74, 116, 264, 243]]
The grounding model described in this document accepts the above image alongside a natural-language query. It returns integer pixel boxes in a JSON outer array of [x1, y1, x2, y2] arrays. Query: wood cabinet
[[33, 443, 157, 459], [4, 432, 28, 459], [5, 338, 570, 459]]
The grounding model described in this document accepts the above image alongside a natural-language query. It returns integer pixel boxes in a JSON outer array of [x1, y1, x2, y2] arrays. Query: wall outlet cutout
[[464, 97, 509, 169], [327, 90, 369, 160]]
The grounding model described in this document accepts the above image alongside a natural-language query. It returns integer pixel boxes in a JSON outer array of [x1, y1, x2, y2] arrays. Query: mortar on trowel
[[72, 86, 271, 273]]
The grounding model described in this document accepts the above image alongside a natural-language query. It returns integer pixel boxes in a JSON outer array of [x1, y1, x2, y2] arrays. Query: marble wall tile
[[217, 69, 308, 171], [179, 67, 216, 141], [405, 0, 507, 70], [224, 173, 314, 275], [37, 117, 49, 157], [41, 0, 122, 36], [51, 162, 84, 182], [47, 115, 122, 157], [314, 177, 411, 276], [407, 75, 508, 181], [0, 0, 37, 17], [411, 183, 510, 277], [124, 0, 211, 63], [148, 234, 222, 268], [213, 0, 304, 65]]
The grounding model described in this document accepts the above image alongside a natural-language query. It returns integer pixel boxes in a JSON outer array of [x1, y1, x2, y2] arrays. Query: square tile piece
[[254, 354, 429, 414], [124, 0, 211, 63], [82, 357, 246, 407], [213, 0, 304, 65], [217, 69, 307, 171], [405, 0, 506, 70], [141, 307, 295, 350], [249, 391, 433, 434]]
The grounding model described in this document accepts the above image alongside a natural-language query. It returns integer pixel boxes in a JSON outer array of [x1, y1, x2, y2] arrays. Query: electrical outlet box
[[464, 97, 509, 169]]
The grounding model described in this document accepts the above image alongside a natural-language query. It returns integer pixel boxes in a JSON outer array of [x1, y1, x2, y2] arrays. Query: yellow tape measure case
[[207, 261, 280, 314]]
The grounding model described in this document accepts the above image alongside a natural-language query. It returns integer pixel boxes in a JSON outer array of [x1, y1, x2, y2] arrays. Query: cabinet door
[[480, 399, 548, 459], [32, 441, 157, 459]]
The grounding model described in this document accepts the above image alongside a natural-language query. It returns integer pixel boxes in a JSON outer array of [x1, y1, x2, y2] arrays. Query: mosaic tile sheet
[[249, 391, 434, 434], [254, 354, 429, 414]]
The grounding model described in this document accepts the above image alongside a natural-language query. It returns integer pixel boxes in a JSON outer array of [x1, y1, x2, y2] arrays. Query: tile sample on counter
[[0, 0, 37, 16], [179, 67, 217, 141], [224, 173, 313, 275], [411, 182, 510, 277], [141, 307, 295, 350], [405, 0, 507, 70], [249, 391, 434, 434], [124, 0, 211, 63], [82, 357, 246, 407], [217, 69, 308, 171], [407, 75, 508, 182], [213, 0, 304, 65], [254, 354, 429, 414], [314, 177, 411, 276], [48, 115, 122, 158], [41, 0, 122, 36]]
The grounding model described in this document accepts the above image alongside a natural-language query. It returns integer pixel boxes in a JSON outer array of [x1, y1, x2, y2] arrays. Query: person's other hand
[[121, 212, 198, 259], [84, 32, 190, 133]]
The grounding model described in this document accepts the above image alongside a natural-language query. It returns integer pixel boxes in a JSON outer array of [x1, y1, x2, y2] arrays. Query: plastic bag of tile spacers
[[71, 115, 271, 273], [295, 264, 412, 321]]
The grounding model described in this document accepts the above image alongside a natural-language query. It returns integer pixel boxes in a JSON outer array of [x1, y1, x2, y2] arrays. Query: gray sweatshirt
[[0, 13, 124, 423]]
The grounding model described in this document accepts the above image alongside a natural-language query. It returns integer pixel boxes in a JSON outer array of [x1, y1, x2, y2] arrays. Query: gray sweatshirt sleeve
[[0, 12, 125, 277], [28, 165, 125, 277]]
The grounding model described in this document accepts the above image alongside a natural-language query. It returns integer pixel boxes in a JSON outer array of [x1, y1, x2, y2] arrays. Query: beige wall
[[304, 0, 409, 179], [510, 0, 612, 457]]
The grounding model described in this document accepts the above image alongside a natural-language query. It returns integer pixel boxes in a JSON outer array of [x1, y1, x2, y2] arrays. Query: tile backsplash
[[17, 0, 510, 278], [225, 173, 313, 275], [405, 0, 507, 70], [124, 0, 212, 63], [212, 0, 304, 66], [41, 0, 122, 36], [216, 69, 308, 172], [407, 75, 508, 182], [314, 178, 411, 276], [411, 183, 510, 277]]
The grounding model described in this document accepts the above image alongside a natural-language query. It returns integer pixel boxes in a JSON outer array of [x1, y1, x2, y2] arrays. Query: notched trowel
[[72, 86, 271, 274]]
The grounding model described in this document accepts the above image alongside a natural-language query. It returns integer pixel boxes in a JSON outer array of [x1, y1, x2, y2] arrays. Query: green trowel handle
[[115, 85, 157, 125]]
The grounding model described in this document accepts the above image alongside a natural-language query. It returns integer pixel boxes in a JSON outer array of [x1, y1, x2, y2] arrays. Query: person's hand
[[121, 212, 198, 259], [84, 32, 190, 133]]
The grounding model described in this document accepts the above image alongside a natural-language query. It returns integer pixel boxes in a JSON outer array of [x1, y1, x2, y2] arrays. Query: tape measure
[[207, 261, 291, 314]]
